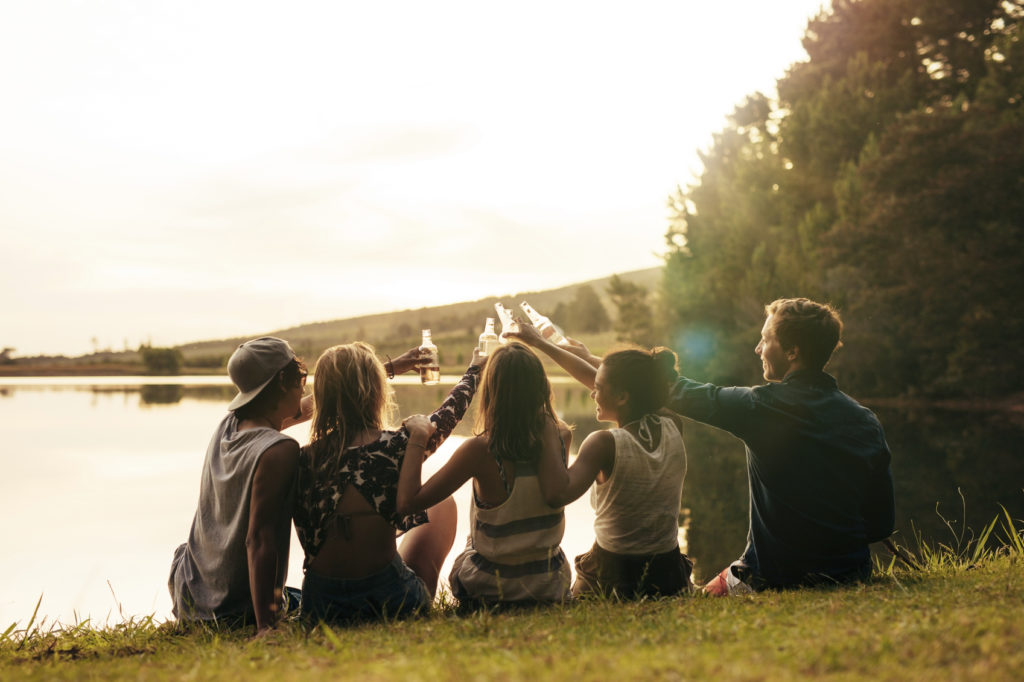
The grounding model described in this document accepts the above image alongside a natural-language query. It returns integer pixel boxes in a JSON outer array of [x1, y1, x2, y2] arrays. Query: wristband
[[385, 354, 395, 379]]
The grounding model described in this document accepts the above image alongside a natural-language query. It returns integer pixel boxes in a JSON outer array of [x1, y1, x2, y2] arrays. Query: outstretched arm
[[397, 416, 477, 516], [507, 322, 599, 390], [423, 349, 485, 452]]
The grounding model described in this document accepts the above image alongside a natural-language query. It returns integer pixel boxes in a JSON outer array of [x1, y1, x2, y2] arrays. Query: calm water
[[2, 376, 1022, 626]]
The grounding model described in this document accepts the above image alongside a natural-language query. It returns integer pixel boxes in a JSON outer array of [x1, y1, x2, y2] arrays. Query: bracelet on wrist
[[384, 354, 395, 379]]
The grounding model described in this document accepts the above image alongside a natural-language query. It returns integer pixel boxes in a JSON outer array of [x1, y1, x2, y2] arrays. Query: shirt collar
[[781, 368, 837, 388]]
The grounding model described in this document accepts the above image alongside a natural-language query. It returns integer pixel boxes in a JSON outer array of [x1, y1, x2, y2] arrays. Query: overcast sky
[[1, 1, 826, 356]]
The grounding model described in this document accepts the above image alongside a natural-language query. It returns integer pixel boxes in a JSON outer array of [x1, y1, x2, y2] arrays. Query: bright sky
[[1, 1, 825, 356]]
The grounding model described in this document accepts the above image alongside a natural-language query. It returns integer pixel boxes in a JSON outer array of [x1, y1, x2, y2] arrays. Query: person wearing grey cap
[[167, 336, 426, 634]]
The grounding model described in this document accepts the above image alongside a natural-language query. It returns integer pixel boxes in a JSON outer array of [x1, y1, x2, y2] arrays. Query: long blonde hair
[[308, 342, 396, 465], [475, 342, 556, 463]]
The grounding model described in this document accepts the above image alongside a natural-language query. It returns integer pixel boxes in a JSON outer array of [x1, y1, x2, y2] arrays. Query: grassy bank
[[3, 521, 1022, 682]]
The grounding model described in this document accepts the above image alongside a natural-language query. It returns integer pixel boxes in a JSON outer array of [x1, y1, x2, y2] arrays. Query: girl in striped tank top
[[397, 342, 573, 606]]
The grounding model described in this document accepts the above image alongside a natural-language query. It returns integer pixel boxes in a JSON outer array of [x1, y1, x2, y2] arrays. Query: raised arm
[[536, 417, 572, 507], [423, 352, 484, 452], [667, 377, 759, 440], [507, 322, 599, 390], [397, 416, 478, 517], [546, 429, 614, 507]]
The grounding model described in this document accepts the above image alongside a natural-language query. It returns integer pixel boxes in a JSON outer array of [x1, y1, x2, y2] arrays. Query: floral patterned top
[[293, 365, 480, 570]]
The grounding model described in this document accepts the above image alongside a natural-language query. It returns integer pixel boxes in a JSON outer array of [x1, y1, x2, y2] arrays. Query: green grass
[[3, 515, 1022, 681]]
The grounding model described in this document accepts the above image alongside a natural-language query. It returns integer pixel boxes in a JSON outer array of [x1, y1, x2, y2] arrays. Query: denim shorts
[[301, 554, 431, 624]]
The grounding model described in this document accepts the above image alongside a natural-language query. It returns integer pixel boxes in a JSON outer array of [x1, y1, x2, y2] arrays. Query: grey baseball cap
[[226, 337, 296, 410]]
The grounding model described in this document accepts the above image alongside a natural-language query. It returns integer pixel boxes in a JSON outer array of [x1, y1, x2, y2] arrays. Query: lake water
[[2, 376, 1022, 626]]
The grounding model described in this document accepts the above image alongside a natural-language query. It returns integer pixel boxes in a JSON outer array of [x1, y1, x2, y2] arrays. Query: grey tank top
[[169, 413, 295, 621]]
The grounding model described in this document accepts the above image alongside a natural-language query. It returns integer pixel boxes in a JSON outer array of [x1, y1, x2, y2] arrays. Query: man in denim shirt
[[669, 298, 895, 593]]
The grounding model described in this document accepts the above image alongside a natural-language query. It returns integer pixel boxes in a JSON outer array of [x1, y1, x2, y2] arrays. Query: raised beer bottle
[[478, 317, 500, 356], [493, 302, 519, 341], [519, 301, 568, 345], [419, 329, 440, 385]]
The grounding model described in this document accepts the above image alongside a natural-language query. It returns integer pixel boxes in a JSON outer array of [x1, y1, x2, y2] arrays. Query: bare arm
[[547, 430, 615, 507], [507, 322, 599, 390], [397, 420, 479, 517], [281, 394, 313, 430], [245, 439, 299, 634], [388, 346, 428, 376], [562, 336, 602, 368], [537, 418, 572, 507]]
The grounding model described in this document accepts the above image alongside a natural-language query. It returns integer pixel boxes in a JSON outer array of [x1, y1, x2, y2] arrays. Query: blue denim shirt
[[669, 369, 895, 588]]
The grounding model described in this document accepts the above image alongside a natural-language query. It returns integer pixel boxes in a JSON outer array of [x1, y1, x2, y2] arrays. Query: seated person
[[169, 337, 311, 634], [511, 326, 692, 599], [293, 341, 480, 622], [397, 342, 573, 606]]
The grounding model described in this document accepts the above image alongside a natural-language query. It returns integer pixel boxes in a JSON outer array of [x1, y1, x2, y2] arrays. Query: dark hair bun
[[651, 347, 679, 384]]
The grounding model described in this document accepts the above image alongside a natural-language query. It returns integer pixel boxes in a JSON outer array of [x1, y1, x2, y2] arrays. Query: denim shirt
[[669, 369, 895, 588]]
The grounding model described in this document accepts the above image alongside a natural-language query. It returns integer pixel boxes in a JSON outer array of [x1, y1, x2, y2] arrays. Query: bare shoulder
[[258, 439, 300, 473], [581, 428, 615, 452], [452, 434, 493, 466]]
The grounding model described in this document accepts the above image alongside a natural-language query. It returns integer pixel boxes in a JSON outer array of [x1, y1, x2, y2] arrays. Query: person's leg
[[399, 495, 458, 597]]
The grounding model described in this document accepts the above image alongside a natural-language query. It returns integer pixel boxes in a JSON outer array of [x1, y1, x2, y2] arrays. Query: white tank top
[[591, 415, 687, 555]]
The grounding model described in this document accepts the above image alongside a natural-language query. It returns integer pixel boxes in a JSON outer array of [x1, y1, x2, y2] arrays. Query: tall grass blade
[[320, 623, 342, 650], [999, 505, 1024, 554], [968, 516, 998, 565], [1, 621, 16, 643], [17, 594, 43, 650]]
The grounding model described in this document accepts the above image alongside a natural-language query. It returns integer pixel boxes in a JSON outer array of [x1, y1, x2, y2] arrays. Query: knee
[[428, 496, 458, 545]]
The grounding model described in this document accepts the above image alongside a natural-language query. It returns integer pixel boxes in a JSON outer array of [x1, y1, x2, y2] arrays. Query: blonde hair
[[475, 342, 557, 463], [308, 342, 396, 466]]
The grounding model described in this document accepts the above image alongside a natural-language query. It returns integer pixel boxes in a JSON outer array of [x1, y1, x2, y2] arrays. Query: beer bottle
[[478, 317, 500, 356], [419, 329, 440, 385], [519, 301, 568, 345], [493, 302, 520, 340]]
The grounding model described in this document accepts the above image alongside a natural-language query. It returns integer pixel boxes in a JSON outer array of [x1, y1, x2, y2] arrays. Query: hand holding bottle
[[506, 319, 546, 347], [390, 346, 429, 375]]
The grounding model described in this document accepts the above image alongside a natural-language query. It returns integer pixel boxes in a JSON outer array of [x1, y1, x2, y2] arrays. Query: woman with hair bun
[[510, 325, 692, 599]]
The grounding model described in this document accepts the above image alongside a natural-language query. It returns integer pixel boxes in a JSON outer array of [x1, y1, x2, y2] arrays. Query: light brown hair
[[765, 298, 843, 371], [475, 342, 557, 463]]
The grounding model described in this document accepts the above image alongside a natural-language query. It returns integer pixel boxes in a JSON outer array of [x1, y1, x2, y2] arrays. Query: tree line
[[656, 0, 1023, 399]]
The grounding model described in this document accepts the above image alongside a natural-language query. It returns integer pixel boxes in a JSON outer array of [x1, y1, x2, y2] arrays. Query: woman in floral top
[[294, 341, 482, 623]]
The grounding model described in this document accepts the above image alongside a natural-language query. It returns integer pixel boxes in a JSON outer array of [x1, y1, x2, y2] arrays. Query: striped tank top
[[448, 458, 571, 603]]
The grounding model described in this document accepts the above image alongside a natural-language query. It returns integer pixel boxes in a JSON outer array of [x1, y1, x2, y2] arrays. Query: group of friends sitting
[[168, 297, 896, 634]]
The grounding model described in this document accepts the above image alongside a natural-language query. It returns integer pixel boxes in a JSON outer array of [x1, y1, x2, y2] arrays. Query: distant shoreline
[[3, 365, 1021, 412]]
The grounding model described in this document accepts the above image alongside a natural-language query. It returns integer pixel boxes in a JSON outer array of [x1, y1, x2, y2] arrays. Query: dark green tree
[[662, 0, 1024, 398], [553, 285, 611, 334], [139, 345, 183, 375], [607, 275, 656, 347]]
